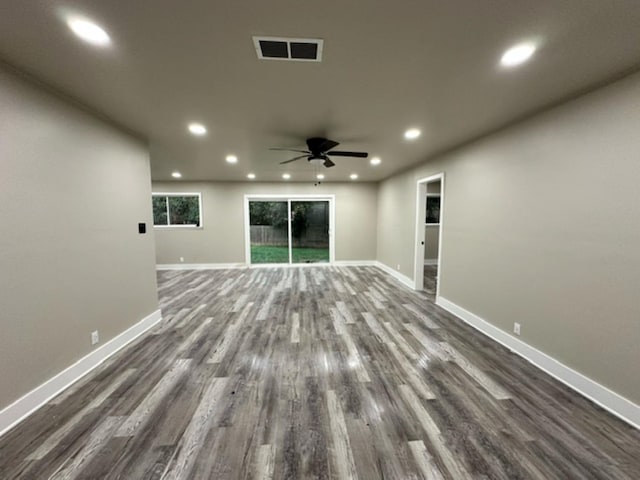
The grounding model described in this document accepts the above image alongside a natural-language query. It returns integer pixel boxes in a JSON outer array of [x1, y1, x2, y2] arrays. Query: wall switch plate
[[179, 257, 184, 262], [513, 323, 521, 336], [397, 264, 400, 270], [91, 330, 99, 345]]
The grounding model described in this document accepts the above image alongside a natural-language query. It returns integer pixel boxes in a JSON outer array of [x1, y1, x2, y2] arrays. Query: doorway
[[244, 195, 335, 265], [413, 173, 444, 297]]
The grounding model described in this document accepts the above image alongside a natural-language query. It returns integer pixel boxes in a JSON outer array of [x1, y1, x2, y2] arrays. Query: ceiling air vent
[[253, 36, 323, 62]]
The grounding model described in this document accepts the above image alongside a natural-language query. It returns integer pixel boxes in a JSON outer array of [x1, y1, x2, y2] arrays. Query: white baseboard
[[333, 260, 377, 267], [436, 296, 639, 430], [375, 261, 416, 290], [157, 261, 377, 270], [156, 263, 246, 270], [424, 259, 438, 266], [0, 309, 163, 438]]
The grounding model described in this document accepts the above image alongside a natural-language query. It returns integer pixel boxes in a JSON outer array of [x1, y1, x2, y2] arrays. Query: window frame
[[152, 192, 203, 229]]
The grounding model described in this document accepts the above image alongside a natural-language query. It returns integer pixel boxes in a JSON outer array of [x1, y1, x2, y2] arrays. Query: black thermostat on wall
[[138, 223, 146, 234]]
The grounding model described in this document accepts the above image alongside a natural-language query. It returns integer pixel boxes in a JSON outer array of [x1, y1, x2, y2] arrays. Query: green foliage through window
[[291, 202, 311, 239], [152, 194, 201, 226], [249, 201, 288, 228]]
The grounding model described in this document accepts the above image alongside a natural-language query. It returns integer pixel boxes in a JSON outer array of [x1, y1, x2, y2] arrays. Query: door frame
[[413, 173, 444, 295], [244, 194, 336, 266]]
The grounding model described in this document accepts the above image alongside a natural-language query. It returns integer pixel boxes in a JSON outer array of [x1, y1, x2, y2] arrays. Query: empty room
[[1, 1, 639, 479]]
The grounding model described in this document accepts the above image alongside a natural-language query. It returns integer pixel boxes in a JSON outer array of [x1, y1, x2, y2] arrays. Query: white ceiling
[[2, 1, 640, 183]]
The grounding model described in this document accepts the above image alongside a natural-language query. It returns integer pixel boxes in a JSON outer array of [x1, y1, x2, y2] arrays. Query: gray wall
[[0, 67, 159, 410], [427, 182, 441, 194], [424, 226, 440, 260], [153, 182, 378, 264], [377, 71, 640, 403]]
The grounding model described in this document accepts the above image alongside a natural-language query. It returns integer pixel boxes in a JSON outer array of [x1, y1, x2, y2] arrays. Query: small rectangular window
[[152, 193, 202, 227], [426, 195, 440, 224]]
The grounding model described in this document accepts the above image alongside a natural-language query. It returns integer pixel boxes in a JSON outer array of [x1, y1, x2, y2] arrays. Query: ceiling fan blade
[[324, 158, 335, 168], [326, 150, 368, 158], [319, 139, 340, 152], [270, 148, 310, 154], [279, 154, 308, 164], [306, 137, 339, 153]]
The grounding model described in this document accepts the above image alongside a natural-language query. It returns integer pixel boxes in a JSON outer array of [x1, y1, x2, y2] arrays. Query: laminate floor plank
[[115, 359, 192, 437], [0, 266, 637, 479], [48, 415, 124, 480], [162, 377, 230, 479], [326, 390, 359, 480], [408, 440, 445, 480], [27, 367, 137, 460]]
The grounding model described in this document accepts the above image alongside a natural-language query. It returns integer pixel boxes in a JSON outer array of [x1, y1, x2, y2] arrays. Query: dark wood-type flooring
[[424, 265, 437, 299], [0, 266, 638, 479]]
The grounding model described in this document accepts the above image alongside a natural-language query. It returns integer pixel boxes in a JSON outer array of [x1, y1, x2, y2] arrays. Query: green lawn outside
[[251, 245, 329, 264], [292, 246, 330, 263]]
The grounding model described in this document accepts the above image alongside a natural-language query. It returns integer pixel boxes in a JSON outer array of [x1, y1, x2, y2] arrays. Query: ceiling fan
[[271, 137, 368, 168]]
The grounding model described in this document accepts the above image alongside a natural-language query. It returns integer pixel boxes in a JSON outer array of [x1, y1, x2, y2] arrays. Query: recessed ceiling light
[[188, 123, 207, 136], [350, 173, 359, 180], [316, 173, 325, 180], [404, 128, 421, 140], [370, 157, 381, 166], [67, 17, 111, 46], [171, 171, 182, 178], [226, 155, 238, 164], [247, 173, 256, 180], [282, 173, 291, 180], [501, 42, 536, 67]]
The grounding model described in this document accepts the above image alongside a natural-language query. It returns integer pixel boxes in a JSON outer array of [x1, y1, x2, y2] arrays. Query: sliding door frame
[[243, 194, 336, 266]]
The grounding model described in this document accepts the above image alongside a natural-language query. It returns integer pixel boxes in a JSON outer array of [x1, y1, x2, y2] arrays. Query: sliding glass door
[[247, 197, 332, 265], [291, 201, 330, 263], [249, 201, 290, 264]]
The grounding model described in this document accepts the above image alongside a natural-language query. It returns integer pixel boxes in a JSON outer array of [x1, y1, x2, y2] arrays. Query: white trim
[[414, 173, 445, 293], [248, 260, 377, 269], [0, 309, 163, 438], [333, 260, 377, 267], [157, 263, 247, 270], [328, 199, 336, 264], [435, 296, 640, 430], [375, 261, 415, 290], [287, 200, 293, 264], [424, 259, 438, 266], [156, 261, 378, 270], [249, 263, 326, 269], [244, 196, 251, 265], [152, 191, 203, 196], [153, 225, 202, 230], [243, 260, 375, 268]]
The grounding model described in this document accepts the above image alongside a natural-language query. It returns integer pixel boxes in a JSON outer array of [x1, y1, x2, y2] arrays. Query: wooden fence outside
[[250, 225, 329, 248]]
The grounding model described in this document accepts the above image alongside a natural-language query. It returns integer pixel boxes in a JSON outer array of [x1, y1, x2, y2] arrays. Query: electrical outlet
[[179, 257, 184, 262], [513, 323, 521, 336], [397, 264, 400, 271], [91, 330, 99, 345]]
